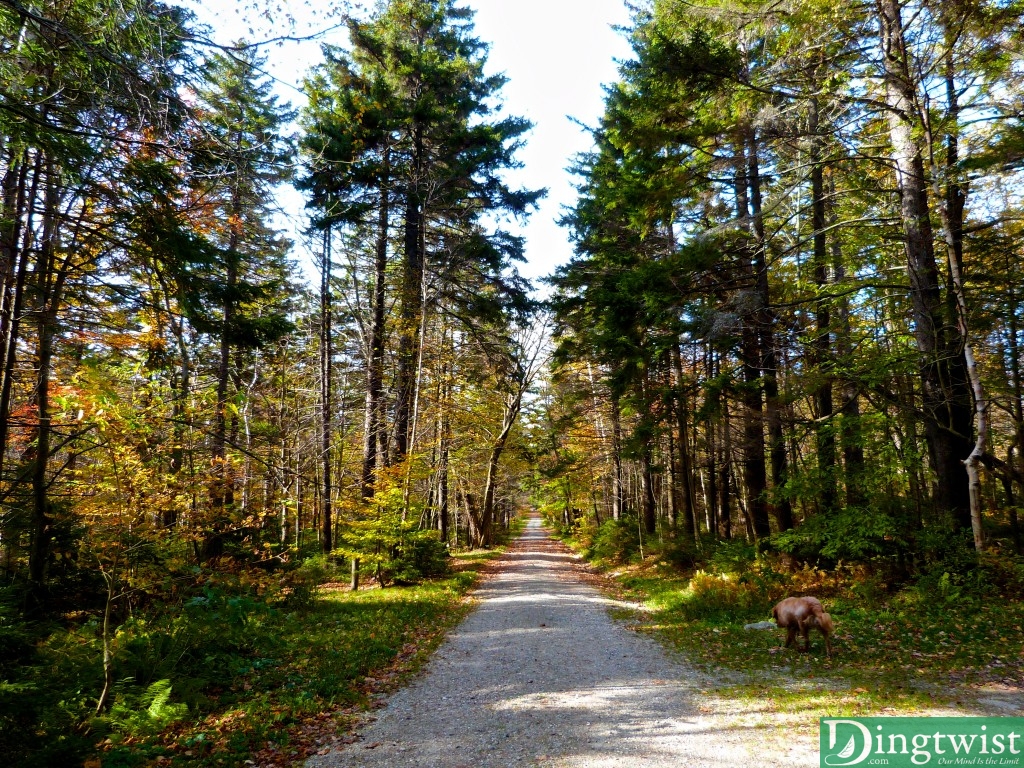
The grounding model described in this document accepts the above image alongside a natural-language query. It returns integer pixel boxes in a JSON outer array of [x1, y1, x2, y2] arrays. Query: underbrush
[[1, 546, 504, 768], [559, 516, 1024, 716]]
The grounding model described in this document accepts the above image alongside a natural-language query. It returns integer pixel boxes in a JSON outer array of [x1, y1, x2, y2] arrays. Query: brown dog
[[772, 596, 833, 656]]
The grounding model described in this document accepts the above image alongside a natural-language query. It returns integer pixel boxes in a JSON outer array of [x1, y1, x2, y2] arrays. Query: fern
[[107, 678, 187, 737]]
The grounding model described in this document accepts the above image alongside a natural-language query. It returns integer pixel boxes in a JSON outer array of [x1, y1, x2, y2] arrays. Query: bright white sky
[[184, 0, 634, 288]]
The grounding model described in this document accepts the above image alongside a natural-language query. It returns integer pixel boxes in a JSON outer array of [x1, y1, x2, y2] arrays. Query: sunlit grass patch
[[86, 545, 507, 768], [596, 549, 1024, 722]]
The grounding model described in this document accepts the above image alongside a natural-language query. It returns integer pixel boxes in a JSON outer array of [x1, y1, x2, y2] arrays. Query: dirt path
[[307, 516, 819, 767]]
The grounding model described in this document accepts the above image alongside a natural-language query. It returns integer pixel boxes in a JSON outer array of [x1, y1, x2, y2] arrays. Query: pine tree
[[190, 46, 296, 556], [301, 0, 542, 508]]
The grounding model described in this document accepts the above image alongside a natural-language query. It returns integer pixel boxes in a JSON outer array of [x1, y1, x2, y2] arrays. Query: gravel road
[[307, 516, 820, 768]]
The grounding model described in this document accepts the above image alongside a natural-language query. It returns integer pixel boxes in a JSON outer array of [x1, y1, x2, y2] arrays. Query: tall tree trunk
[[809, 101, 837, 515], [735, 139, 771, 538], [640, 442, 656, 536], [27, 161, 62, 596], [1006, 272, 1024, 552], [610, 394, 624, 521], [361, 156, 390, 498], [667, 420, 680, 531], [877, 0, 973, 529], [395, 131, 424, 461], [719, 398, 733, 540], [747, 128, 792, 532], [162, 275, 191, 528], [704, 425, 718, 537], [401, 260, 431, 520], [0, 152, 37, 486], [0, 155, 26, 429], [703, 348, 719, 536], [585, 362, 612, 521], [436, 326, 451, 543], [827, 174, 866, 507], [204, 192, 240, 560], [211, 189, 241, 520], [438, 419, 450, 544], [671, 344, 696, 540], [935, 57, 985, 550], [479, 391, 524, 546], [320, 228, 333, 553], [27, 307, 54, 592]]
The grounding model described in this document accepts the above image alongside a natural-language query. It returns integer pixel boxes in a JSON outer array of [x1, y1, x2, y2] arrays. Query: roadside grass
[[577, 544, 1024, 721], [15, 540, 511, 768]]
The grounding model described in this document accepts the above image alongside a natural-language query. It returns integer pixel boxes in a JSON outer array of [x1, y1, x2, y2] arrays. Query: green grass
[[124, 560, 495, 768], [596, 559, 1024, 722], [5, 543, 508, 768]]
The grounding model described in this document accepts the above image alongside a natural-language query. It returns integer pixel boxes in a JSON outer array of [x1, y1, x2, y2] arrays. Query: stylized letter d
[[822, 719, 873, 766]]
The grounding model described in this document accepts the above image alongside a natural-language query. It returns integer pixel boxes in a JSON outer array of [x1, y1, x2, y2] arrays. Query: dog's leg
[[799, 621, 811, 652], [785, 625, 797, 649], [817, 611, 834, 657]]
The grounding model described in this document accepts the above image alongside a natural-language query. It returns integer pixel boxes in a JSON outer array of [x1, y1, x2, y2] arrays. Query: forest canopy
[[4, 0, 1024, 763], [542, 0, 1024, 566]]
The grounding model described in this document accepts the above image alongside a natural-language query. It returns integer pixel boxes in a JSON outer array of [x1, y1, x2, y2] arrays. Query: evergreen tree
[[190, 46, 296, 555], [301, 0, 542, 504]]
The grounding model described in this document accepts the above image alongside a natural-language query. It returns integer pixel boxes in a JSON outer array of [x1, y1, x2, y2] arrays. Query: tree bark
[[719, 398, 734, 540], [640, 443, 656, 536], [210, 185, 241, 532], [747, 128, 792, 532], [671, 344, 696, 539], [809, 100, 837, 515], [320, 228, 333, 553], [478, 392, 522, 546], [394, 129, 424, 461], [0, 152, 37, 487], [361, 154, 390, 498], [26, 156, 66, 596], [876, 0, 973, 529], [827, 172, 866, 508], [1006, 274, 1024, 552], [935, 56, 985, 550], [610, 394, 625, 521], [735, 139, 771, 538]]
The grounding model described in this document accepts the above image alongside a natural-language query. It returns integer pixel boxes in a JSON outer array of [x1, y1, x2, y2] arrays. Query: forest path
[[306, 516, 818, 768]]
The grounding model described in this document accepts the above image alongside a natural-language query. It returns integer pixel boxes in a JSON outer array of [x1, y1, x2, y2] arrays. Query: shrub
[[568, 515, 599, 550], [282, 554, 344, 608], [914, 539, 1024, 603], [770, 505, 903, 564], [676, 570, 767, 622], [398, 530, 449, 581], [976, 551, 1024, 598], [705, 537, 757, 574], [588, 518, 641, 564], [0, 588, 36, 672], [657, 537, 699, 570], [914, 526, 976, 573], [338, 489, 450, 586]]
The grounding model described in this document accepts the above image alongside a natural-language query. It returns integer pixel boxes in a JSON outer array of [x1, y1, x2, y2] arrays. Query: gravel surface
[[307, 516, 820, 768]]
